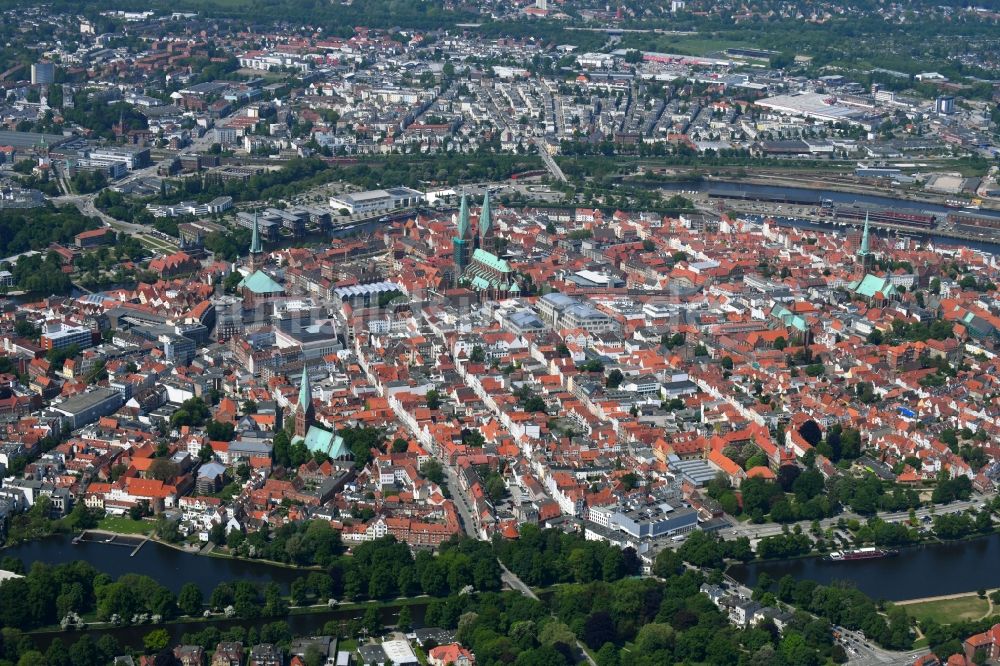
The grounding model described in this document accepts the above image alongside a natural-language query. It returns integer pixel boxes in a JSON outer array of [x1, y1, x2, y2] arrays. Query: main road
[[719, 498, 987, 543], [534, 138, 567, 183], [53, 158, 183, 252]]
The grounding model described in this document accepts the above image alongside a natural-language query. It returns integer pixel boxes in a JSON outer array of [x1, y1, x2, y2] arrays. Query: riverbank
[[76, 527, 323, 571], [895, 592, 997, 626], [204, 547, 325, 571]]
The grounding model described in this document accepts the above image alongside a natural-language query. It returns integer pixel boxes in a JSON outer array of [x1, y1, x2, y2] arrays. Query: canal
[[728, 534, 1000, 602], [29, 602, 424, 652]]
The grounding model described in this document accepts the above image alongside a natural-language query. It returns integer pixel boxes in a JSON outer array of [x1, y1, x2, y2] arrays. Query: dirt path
[[896, 592, 985, 606]]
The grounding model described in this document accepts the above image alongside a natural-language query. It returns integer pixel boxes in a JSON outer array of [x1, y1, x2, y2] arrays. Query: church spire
[[857, 211, 873, 272], [249, 210, 263, 256], [457, 193, 470, 238], [478, 190, 492, 238], [859, 211, 870, 256], [453, 193, 471, 286], [297, 364, 311, 412], [294, 364, 315, 439]]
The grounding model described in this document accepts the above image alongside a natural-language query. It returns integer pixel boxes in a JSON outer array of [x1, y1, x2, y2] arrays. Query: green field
[[96, 516, 153, 535], [900, 595, 989, 625], [618, 33, 753, 57]]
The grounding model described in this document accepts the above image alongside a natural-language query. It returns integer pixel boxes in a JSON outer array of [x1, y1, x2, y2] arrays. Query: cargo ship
[[825, 547, 898, 562]]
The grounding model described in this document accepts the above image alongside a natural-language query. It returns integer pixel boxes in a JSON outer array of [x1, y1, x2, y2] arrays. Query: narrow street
[[445, 466, 478, 539]]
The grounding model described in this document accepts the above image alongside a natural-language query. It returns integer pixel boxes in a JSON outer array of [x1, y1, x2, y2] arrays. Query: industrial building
[[755, 92, 873, 128], [329, 187, 424, 215], [51, 388, 124, 429]]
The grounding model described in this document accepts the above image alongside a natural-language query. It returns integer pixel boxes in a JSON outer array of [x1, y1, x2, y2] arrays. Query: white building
[[329, 187, 424, 215]]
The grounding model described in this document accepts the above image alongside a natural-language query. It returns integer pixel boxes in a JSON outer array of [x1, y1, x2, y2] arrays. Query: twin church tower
[[452, 191, 496, 281]]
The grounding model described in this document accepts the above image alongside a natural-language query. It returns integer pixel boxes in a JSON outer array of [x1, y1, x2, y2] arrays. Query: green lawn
[[900, 595, 989, 625], [618, 33, 753, 56], [96, 515, 153, 535]]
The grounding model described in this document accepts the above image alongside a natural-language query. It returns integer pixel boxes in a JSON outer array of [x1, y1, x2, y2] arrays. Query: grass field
[[136, 234, 178, 253], [618, 33, 753, 56], [96, 515, 153, 535], [901, 595, 989, 625]]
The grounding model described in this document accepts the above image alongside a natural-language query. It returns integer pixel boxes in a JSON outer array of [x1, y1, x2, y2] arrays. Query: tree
[[539, 620, 577, 648], [155, 515, 180, 542], [426, 390, 442, 410], [206, 420, 235, 442], [263, 582, 287, 617], [397, 605, 412, 630], [209, 523, 227, 546], [198, 444, 215, 463], [391, 438, 408, 453], [128, 500, 150, 521], [147, 458, 180, 482], [606, 369, 624, 389], [652, 548, 683, 578], [798, 420, 823, 447], [362, 605, 380, 635], [304, 645, 326, 666], [143, 629, 170, 652], [422, 459, 446, 486], [469, 345, 486, 363], [178, 583, 203, 616], [721, 356, 734, 370]]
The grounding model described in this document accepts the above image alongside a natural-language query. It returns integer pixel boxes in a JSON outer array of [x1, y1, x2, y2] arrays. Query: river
[[4, 534, 302, 595], [660, 179, 1000, 221], [4, 534, 426, 651], [728, 534, 1000, 602]]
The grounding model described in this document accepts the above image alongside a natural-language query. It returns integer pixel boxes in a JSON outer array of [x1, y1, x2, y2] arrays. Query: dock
[[130, 535, 150, 557]]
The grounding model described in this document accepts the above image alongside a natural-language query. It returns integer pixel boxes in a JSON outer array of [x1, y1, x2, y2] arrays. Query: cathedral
[[452, 192, 519, 298]]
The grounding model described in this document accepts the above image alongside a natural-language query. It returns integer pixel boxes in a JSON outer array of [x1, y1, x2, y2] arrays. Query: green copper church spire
[[478, 190, 492, 237], [457, 193, 470, 238], [297, 364, 311, 412], [858, 211, 871, 257], [249, 210, 263, 255]]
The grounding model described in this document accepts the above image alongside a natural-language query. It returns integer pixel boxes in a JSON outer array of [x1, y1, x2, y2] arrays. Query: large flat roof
[[54, 388, 120, 415], [756, 92, 863, 122], [0, 130, 68, 149]]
